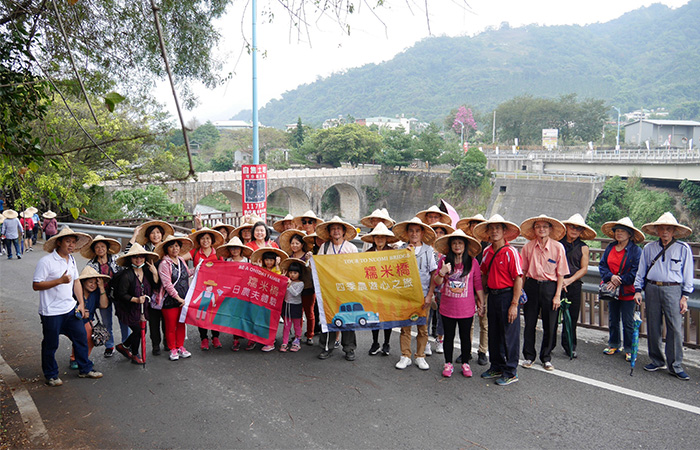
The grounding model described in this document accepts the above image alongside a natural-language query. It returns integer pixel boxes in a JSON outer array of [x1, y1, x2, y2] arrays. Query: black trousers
[[319, 330, 356, 353], [487, 290, 520, 378], [441, 315, 473, 364], [198, 327, 220, 340], [147, 305, 166, 349], [124, 324, 143, 355], [372, 328, 392, 344], [523, 278, 558, 363]]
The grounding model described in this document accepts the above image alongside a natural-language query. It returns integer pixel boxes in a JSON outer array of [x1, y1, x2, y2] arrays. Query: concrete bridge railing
[[486, 149, 700, 163]]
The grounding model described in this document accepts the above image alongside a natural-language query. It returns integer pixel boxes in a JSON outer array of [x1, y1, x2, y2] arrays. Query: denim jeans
[[100, 301, 131, 349], [41, 311, 94, 379], [4, 238, 21, 258], [607, 299, 635, 351]]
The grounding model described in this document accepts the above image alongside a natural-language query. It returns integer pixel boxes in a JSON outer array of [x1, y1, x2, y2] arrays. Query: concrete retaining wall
[[377, 172, 449, 222]]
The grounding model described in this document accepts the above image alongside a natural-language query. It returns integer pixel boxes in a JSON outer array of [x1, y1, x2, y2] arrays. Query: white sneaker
[[395, 356, 412, 369], [436, 339, 444, 354], [424, 341, 432, 356], [416, 357, 429, 370]]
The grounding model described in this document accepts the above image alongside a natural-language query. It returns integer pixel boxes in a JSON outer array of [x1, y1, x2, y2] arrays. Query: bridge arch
[[267, 187, 312, 216], [321, 183, 361, 223], [195, 189, 242, 213]]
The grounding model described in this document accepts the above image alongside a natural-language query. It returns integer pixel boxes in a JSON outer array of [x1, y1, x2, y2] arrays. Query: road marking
[[0, 353, 50, 446], [406, 330, 700, 416]]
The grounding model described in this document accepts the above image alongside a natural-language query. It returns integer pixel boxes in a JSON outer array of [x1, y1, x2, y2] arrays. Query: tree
[[112, 185, 186, 218], [452, 106, 477, 142], [412, 124, 444, 171], [312, 124, 382, 167], [290, 117, 306, 149], [680, 179, 700, 217], [377, 129, 414, 170]]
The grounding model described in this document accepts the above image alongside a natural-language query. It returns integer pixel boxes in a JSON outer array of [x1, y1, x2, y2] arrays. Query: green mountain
[[235, 1, 700, 128]]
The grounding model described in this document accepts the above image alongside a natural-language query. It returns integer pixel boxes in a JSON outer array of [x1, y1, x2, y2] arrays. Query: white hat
[[43, 226, 92, 253], [641, 212, 692, 239], [433, 229, 482, 257], [601, 217, 645, 244], [315, 216, 357, 241], [360, 209, 395, 228], [116, 242, 159, 266], [520, 215, 566, 241], [472, 214, 521, 243], [360, 222, 399, 244], [80, 235, 122, 259], [561, 214, 597, 240], [416, 205, 452, 226], [393, 217, 437, 245]]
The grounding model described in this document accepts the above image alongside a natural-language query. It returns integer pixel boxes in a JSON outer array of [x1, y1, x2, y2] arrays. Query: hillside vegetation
[[237, 1, 700, 128]]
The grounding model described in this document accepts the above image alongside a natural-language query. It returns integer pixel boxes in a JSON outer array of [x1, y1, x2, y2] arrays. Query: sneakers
[[231, 339, 241, 352], [152, 346, 161, 356], [261, 344, 275, 352], [442, 362, 454, 377], [543, 362, 554, 371], [461, 363, 473, 377], [334, 340, 340, 349], [603, 347, 621, 355], [201, 338, 210, 351], [395, 356, 412, 369], [415, 357, 429, 370], [381, 343, 390, 356], [318, 350, 333, 360], [480, 369, 503, 379], [643, 363, 667, 372], [672, 370, 690, 381], [178, 347, 191, 358], [290, 339, 301, 352], [279, 343, 288, 353], [521, 359, 534, 368], [78, 370, 103, 379], [424, 342, 432, 356], [435, 338, 444, 354], [345, 350, 356, 361], [69, 360, 78, 370], [104, 347, 115, 358], [477, 352, 488, 366], [305, 338, 314, 346], [245, 340, 256, 351], [45, 377, 63, 387], [495, 375, 519, 386], [368, 342, 381, 355], [169, 349, 180, 361], [212, 337, 222, 349]]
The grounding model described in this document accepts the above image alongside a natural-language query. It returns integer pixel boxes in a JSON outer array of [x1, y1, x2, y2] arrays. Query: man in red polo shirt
[[519, 215, 570, 372], [474, 215, 523, 386]]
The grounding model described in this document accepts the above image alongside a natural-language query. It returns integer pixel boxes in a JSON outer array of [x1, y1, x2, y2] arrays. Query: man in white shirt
[[33, 227, 103, 386]]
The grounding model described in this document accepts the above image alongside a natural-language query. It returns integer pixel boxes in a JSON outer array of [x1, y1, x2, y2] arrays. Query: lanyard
[[332, 241, 345, 254]]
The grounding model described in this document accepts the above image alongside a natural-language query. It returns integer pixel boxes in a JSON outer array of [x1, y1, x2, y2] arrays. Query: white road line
[[403, 330, 700, 416], [0, 353, 50, 446]]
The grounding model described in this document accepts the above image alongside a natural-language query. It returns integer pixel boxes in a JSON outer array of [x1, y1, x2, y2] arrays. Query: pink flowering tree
[[452, 106, 477, 144]]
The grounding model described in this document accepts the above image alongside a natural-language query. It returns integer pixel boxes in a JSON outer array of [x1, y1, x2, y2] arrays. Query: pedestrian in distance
[[473, 215, 524, 386], [1, 209, 23, 259], [599, 217, 643, 362], [41, 210, 58, 241], [519, 215, 569, 372], [634, 212, 695, 381], [32, 226, 102, 386]]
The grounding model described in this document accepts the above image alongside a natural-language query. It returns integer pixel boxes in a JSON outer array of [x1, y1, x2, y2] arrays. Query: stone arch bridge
[[104, 167, 381, 223]]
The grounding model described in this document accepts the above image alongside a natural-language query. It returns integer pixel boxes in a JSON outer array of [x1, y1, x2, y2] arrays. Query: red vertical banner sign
[[242, 164, 267, 220]]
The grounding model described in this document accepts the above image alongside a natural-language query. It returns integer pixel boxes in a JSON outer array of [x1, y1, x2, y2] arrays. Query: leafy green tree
[[680, 179, 700, 216], [112, 185, 186, 218], [312, 124, 382, 167], [192, 121, 221, 150], [377, 129, 414, 169], [412, 124, 444, 171], [290, 117, 306, 149]]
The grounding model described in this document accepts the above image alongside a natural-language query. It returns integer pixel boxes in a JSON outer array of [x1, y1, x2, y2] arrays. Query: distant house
[[213, 120, 253, 130], [357, 115, 426, 134], [624, 119, 700, 147]]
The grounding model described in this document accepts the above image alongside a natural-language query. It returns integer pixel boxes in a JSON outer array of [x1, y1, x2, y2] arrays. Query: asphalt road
[[2, 249, 700, 449]]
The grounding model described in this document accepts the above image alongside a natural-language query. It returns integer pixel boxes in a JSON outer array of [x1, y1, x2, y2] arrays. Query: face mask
[[132, 262, 145, 269]]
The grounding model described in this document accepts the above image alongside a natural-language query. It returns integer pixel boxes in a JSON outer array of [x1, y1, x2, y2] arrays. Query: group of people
[[29, 203, 695, 387], [2, 208, 58, 258]]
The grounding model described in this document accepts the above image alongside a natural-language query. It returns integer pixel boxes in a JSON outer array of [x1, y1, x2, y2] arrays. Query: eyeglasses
[[570, 225, 583, 232], [301, 219, 315, 225]]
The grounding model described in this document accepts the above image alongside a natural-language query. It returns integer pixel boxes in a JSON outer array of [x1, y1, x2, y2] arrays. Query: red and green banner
[[310, 249, 426, 333], [180, 260, 287, 345]]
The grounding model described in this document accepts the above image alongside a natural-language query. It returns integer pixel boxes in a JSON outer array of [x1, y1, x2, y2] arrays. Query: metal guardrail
[[486, 149, 700, 162], [491, 171, 606, 183]]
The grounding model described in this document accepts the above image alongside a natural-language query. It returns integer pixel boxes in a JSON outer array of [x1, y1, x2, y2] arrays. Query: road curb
[[0, 352, 50, 447]]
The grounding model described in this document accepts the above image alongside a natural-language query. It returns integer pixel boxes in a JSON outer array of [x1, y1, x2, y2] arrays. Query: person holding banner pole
[[315, 216, 359, 361], [393, 217, 438, 371]]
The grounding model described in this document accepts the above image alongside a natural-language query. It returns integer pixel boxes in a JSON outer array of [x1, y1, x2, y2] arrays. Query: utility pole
[[492, 110, 496, 144], [611, 106, 621, 151], [252, 0, 259, 164]]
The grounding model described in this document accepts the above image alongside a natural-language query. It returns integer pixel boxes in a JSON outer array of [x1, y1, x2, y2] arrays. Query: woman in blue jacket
[[598, 217, 643, 361]]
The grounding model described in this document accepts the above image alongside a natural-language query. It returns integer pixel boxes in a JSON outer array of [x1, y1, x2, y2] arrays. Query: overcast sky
[[156, 0, 689, 125]]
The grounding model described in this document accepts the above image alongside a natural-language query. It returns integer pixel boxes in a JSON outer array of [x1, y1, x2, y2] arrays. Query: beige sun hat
[[21, 210, 34, 219], [273, 214, 297, 233], [42, 210, 57, 219], [25, 206, 38, 215], [188, 227, 225, 250], [134, 220, 175, 246], [433, 229, 482, 257], [520, 215, 567, 241], [315, 216, 357, 241], [601, 217, 645, 244], [211, 221, 236, 236], [216, 236, 254, 259], [293, 210, 324, 229], [279, 257, 308, 274], [393, 217, 437, 245], [641, 212, 692, 239], [80, 234, 122, 259], [455, 214, 486, 236], [78, 266, 112, 281], [430, 222, 456, 236], [472, 214, 521, 243], [360, 222, 399, 244], [279, 229, 309, 254], [562, 214, 597, 240], [303, 232, 323, 247], [416, 205, 452, 226], [360, 208, 395, 228], [2, 209, 18, 219], [242, 213, 264, 225], [154, 235, 194, 258], [232, 221, 254, 240], [250, 247, 289, 265], [116, 242, 160, 266], [43, 226, 92, 253]]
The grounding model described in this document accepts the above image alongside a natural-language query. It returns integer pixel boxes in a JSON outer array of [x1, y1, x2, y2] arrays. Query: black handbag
[[91, 314, 110, 347]]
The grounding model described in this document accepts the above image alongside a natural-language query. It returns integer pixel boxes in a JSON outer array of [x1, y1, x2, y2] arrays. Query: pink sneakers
[[462, 363, 473, 377], [442, 362, 454, 377]]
